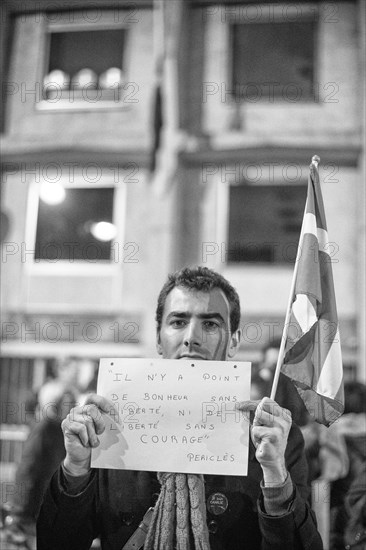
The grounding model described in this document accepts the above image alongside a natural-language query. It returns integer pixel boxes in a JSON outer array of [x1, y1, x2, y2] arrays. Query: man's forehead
[[163, 286, 230, 317]]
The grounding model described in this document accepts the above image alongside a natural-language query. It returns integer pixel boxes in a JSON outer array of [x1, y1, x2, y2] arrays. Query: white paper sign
[[91, 358, 251, 476]]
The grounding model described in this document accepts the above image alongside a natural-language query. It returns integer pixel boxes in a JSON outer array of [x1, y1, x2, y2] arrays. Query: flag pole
[[270, 155, 320, 400]]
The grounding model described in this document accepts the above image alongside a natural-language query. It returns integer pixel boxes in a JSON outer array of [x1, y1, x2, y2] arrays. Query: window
[[231, 20, 316, 101], [22, 165, 128, 311], [35, 187, 116, 261], [41, 24, 128, 107], [227, 183, 307, 264]]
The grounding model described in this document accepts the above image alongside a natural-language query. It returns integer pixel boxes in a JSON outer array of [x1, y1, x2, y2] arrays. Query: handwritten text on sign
[[91, 358, 251, 476]]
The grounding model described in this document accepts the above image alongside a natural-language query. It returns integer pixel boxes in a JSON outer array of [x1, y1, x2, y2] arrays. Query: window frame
[[227, 4, 319, 104], [36, 11, 134, 112], [24, 171, 127, 276], [226, 179, 308, 265], [210, 164, 308, 270]]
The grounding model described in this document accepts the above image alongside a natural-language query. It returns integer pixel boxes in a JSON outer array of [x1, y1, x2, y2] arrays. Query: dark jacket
[[37, 425, 323, 550], [13, 418, 66, 521]]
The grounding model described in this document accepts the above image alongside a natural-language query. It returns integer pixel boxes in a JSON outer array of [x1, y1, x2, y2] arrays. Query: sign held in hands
[[91, 358, 251, 475]]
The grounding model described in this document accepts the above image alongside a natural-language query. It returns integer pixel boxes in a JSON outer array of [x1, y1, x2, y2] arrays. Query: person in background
[[298, 380, 366, 549], [3, 359, 83, 549], [327, 381, 366, 549], [55, 356, 97, 403], [342, 462, 366, 550]]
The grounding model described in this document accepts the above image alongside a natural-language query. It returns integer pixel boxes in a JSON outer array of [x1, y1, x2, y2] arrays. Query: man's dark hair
[[155, 266, 241, 334]]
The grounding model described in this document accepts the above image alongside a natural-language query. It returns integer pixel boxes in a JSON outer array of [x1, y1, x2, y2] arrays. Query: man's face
[[156, 286, 240, 361]]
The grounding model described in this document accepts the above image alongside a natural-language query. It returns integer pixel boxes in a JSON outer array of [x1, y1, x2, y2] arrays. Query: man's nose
[[183, 321, 202, 348]]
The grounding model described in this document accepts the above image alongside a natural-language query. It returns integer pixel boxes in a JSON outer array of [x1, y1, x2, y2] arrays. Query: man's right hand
[[61, 394, 118, 476]]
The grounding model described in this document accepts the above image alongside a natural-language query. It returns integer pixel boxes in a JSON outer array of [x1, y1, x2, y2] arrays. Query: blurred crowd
[[1, 357, 97, 550], [252, 341, 366, 550]]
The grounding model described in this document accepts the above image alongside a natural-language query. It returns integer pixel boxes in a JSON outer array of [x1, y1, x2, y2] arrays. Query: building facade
[[1, 0, 365, 416]]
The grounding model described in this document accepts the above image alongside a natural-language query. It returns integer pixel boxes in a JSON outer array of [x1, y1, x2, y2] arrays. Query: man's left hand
[[239, 397, 292, 485]]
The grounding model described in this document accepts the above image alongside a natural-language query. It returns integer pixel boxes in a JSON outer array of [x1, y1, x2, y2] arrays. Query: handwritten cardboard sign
[[91, 358, 251, 476]]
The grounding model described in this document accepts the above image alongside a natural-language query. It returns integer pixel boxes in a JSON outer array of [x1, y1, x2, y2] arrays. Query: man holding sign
[[37, 267, 323, 549]]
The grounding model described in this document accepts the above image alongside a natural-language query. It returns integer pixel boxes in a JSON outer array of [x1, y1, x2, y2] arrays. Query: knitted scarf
[[144, 473, 211, 550]]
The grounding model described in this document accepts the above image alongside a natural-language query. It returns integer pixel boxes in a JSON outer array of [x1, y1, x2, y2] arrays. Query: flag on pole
[[281, 157, 344, 426]]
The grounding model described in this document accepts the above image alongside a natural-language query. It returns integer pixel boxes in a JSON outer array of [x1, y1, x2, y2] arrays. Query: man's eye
[[170, 320, 186, 328], [203, 321, 219, 332]]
